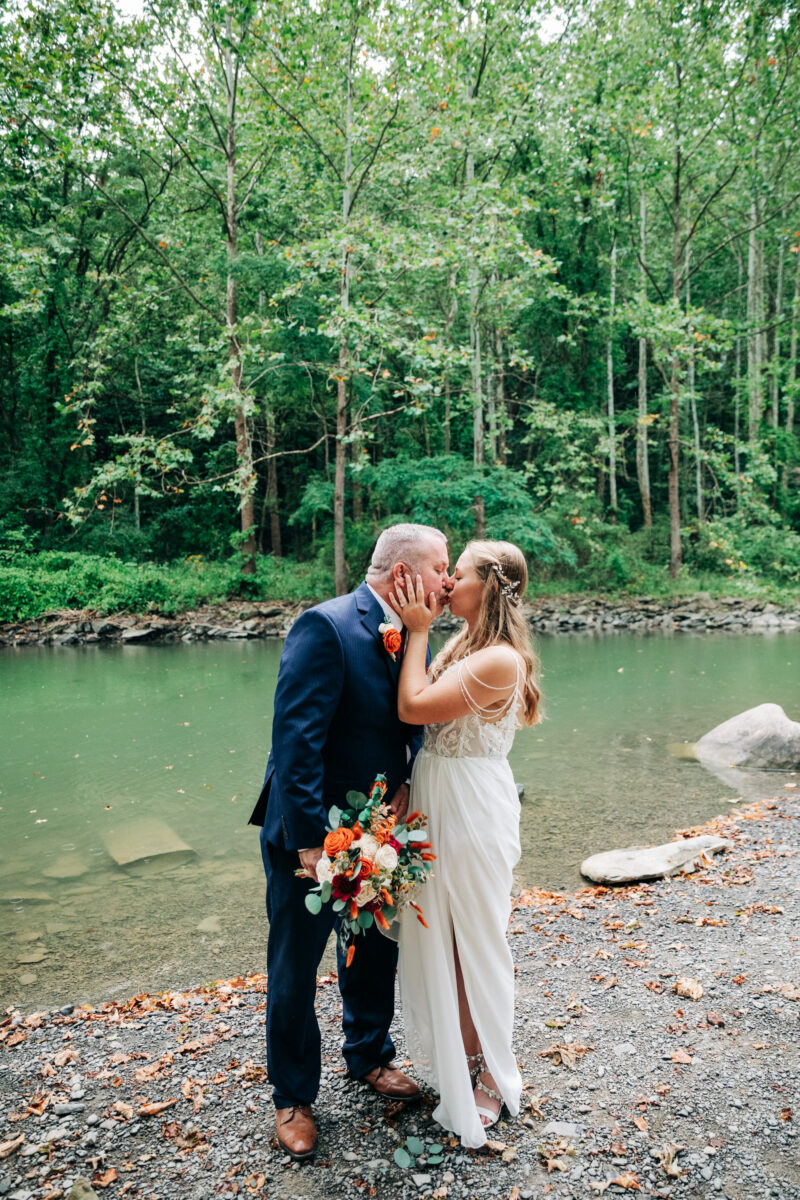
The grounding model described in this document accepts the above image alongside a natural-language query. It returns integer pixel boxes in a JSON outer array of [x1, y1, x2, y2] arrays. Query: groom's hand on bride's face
[[388, 782, 409, 823]]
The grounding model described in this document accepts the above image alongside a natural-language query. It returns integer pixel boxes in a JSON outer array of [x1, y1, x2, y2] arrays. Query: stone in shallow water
[[196, 915, 222, 934], [695, 702, 800, 771], [17, 948, 47, 965], [42, 853, 90, 880], [19, 972, 38, 986], [102, 818, 195, 870], [0, 889, 54, 904], [580, 835, 730, 884]]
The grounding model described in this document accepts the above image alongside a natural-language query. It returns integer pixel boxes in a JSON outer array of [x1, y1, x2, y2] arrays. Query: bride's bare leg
[[454, 940, 502, 1126], [454, 940, 480, 1056]]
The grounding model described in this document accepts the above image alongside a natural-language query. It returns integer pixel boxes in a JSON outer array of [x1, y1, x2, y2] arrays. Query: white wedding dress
[[398, 655, 523, 1148]]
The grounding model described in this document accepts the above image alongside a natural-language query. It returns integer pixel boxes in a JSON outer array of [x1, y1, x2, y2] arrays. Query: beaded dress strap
[[455, 655, 521, 720]]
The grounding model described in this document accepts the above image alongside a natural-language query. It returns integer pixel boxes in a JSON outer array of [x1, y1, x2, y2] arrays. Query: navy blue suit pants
[[260, 827, 398, 1108]]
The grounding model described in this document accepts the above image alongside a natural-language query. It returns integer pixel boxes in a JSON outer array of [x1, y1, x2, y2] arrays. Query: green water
[[2, 632, 798, 1010]]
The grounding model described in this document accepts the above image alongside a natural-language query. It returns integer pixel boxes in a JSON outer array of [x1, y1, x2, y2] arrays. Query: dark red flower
[[331, 873, 361, 900]]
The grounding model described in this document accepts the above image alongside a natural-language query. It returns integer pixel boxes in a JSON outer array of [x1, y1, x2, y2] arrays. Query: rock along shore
[[2, 593, 800, 648], [1, 794, 798, 1200]]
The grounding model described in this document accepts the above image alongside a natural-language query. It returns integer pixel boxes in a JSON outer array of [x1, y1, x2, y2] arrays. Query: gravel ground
[[1, 794, 798, 1200]]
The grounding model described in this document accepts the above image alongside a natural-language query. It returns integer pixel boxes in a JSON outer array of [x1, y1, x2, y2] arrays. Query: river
[[2, 631, 798, 1009]]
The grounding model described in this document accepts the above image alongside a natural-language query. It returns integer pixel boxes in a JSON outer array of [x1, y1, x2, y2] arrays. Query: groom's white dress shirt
[[366, 582, 403, 632]]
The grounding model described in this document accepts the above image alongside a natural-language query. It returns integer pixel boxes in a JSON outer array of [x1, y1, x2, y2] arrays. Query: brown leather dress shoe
[[275, 1104, 317, 1161], [356, 1062, 421, 1102]]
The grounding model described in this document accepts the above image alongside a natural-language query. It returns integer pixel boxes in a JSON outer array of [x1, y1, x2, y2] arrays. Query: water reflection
[[2, 632, 798, 1009]]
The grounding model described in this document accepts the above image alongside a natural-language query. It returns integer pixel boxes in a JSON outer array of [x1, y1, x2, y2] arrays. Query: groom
[[249, 523, 451, 1160]]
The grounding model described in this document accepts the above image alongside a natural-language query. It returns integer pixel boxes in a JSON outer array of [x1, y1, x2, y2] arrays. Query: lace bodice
[[422, 655, 522, 760]]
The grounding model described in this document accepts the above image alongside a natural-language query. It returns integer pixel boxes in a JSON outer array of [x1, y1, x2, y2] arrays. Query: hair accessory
[[489, 561, 521, 605]]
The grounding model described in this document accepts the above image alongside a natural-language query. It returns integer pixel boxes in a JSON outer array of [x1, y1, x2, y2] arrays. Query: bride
[[389, 539, 541, 1149]]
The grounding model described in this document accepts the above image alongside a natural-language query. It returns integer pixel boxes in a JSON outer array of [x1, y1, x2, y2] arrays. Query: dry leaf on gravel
[[781, 1109, 793, 1122], [113, 1102, 134, 1120], [706, 1010, 725, 1027], [0, 1135, 24, 1160], [538, 1043, 594, 1069], [758, 983, 800, 1001], [587, 1183, 611, 1195], [52, 1050, 78, 1067], [509, 1189, 520, 1200], [485, 1139, 507, 1153], [670, 1048, 693, 1064], [92, 1168, 119, 1188], [537, 1137, 575, 1173], [632, 1114, 648, 1132], [674, 978, 704, 1001], [138, 1098, 179, 1116], [610, 1172, 641, 1191], [658, 1142, 684, 1177], [529, 1095, 550, 1119], [4, 1030, 27, 1047], [134, 1052, 173, 1082], [181, 1077, 204, 1113]]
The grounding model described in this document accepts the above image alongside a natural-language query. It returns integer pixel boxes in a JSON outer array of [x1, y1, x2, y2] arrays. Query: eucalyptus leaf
[[327, 805, 342, 829], [304, 893, 322, 915], [393, 1147, 413, 1169], [406, 1135, 425, 1156]]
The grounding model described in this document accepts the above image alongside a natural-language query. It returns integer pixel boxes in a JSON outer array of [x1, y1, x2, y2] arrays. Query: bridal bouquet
[[299, 774, 435, 967]]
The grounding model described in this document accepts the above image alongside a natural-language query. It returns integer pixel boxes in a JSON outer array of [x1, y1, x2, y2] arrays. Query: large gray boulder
[[695, 703, 800, 772], [581, 834, 731, 884]]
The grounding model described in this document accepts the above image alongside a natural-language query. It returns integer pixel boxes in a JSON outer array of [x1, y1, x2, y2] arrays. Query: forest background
[[1, 0, 799, 621]]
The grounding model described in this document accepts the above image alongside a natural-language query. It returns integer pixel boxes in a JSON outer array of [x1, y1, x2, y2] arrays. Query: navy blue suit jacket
[[249, 583, 424, 849]]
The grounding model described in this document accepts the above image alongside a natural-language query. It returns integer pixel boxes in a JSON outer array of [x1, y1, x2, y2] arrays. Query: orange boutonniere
[[378, 621, 402, 661]]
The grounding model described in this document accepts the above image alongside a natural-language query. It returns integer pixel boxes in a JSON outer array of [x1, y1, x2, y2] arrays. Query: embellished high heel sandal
[[466, 1052, 505, 1129]]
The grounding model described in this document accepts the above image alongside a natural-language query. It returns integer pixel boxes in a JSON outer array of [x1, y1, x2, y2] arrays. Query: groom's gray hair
[[366, 523, 447, 582]]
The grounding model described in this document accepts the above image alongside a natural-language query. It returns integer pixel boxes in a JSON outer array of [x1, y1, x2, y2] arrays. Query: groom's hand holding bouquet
[[297, 774, 435, 966]]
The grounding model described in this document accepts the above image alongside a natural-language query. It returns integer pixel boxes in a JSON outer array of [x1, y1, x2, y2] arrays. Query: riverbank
[[1, 793, 798, 1200], [2, 593, 800, 648]]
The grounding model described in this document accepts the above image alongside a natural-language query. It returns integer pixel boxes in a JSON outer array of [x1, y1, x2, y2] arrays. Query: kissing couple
[[249, 523, 541, 1157]]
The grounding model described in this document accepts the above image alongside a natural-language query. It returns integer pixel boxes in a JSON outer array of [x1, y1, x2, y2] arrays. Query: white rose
[[355, 834, 380, 861], [316, 856, 334, 884], [375, 844, 399, 872], [356, 882, 376, 908]]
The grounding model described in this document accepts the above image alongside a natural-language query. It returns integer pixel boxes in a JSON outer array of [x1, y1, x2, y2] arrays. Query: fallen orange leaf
[[92, 1168, 119, 1188], [138, 1098, 179, 1116]]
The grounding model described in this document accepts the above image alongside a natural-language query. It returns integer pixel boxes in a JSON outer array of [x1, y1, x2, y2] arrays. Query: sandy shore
[[1, 795, 798, 1200]]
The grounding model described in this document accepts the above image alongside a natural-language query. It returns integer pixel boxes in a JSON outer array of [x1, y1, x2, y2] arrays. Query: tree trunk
[[771, 222, 785, 428], [466, 92, 484, 527], [685, 244, 704, 522], [333, 27, 355, 596], [606, 235, 617, 520], [734, 250, 743, 483], [636, 193, 652, 527], [668, 63, 683, 578], [224, 17, 256, 576], [495, 326, 507, 466], [255, 231, 281, 556], [747, 195, 765, 445], [442, 270, 457, 456], [784, 248, 800, 492]]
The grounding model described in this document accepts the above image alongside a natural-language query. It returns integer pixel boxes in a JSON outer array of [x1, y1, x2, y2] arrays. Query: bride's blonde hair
[[430, 539, 541, 726]]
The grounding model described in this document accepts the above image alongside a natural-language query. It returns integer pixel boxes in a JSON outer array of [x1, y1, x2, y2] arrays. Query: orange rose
[[324, 827, 354, 857], [383, 627, 402, 657], [374, 816, 396, 845]]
